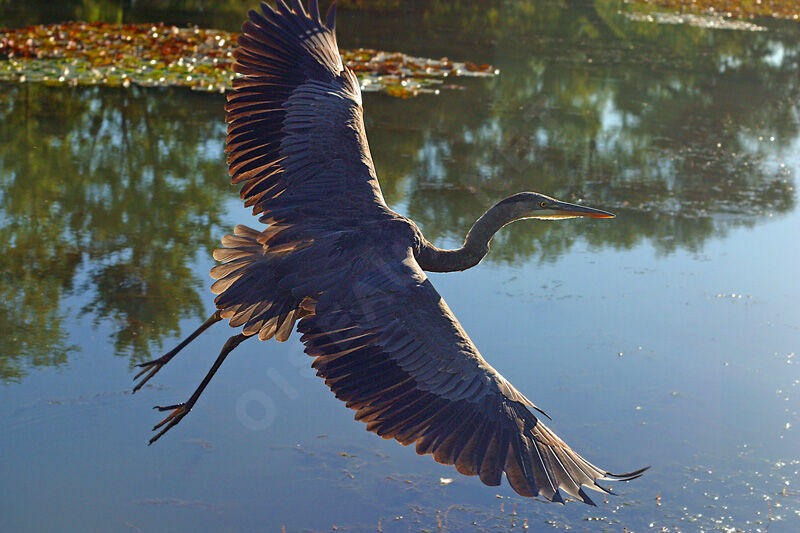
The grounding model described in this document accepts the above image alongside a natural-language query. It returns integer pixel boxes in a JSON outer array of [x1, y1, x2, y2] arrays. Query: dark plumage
[[134, 0, 647, 505]]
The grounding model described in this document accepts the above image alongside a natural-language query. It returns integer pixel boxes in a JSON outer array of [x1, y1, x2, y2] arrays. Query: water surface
[[1, 1, 798, 531]]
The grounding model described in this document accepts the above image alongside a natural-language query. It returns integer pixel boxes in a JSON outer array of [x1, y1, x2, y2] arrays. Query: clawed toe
[[139, 331, 249, 445], [132, 358, 167, 393], [132, 311, 224, 397], [148, 403, 190, 445], [154, 403, 184, 414]]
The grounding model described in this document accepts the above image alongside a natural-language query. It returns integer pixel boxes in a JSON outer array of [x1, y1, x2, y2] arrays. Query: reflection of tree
[[359, 0, 798, 262], [0, 84, 231, 380], [1, 0, 798, 380]]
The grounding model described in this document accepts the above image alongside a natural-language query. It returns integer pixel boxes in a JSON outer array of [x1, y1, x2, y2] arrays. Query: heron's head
[[499, 192, 615, 221]]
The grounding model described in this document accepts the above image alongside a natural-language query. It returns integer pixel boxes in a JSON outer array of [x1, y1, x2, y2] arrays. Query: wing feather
[[226, 1, 385, 224], [293, 245, 646, 503]]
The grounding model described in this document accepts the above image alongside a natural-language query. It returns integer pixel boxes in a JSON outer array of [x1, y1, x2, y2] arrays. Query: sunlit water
[[1, 1, 799, 531]]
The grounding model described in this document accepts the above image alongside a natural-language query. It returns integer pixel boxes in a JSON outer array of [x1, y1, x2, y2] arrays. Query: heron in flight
[[134, 0, 647, 505]]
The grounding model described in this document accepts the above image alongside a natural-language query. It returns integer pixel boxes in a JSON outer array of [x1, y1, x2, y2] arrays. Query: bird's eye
[[539, 201, 548, 208]]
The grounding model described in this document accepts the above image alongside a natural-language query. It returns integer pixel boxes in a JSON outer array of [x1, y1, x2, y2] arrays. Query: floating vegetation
[[622, 11, 767, 31], [0, 22, 496, 97], [625, 0, 800, 20], [342, 48, 496, 97]]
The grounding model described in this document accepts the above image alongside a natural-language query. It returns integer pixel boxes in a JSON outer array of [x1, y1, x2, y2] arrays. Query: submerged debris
[[0, 22, 496, 97]]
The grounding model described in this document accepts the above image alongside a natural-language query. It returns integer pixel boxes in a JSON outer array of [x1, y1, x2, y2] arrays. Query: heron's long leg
[[133, 310, 223, 393], [148, 333, 250, 445]]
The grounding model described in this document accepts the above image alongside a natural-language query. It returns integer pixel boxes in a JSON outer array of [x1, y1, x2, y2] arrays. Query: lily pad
[[0, 21, 497, 97]]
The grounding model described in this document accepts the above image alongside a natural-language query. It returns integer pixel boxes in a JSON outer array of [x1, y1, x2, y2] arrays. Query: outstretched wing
[[214, 1, 390, 338], [226, 0, 386, 225], [216, 2, 646, 502], [298, 243, 647, 505]]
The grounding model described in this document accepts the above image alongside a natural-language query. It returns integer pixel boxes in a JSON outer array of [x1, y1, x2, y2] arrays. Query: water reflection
[[0, 84, 230, 379], [1, 3, 799, 532], [0, 1, 797, 380], [359, 1, 798, 262]]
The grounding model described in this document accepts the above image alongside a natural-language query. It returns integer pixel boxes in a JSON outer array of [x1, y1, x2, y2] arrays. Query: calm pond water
[[1, 1, 799, 531]]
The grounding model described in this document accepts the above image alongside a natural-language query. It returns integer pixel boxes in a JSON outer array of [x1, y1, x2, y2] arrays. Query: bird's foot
[[148, 403, 191, 445], [132, 354, 173, 393]]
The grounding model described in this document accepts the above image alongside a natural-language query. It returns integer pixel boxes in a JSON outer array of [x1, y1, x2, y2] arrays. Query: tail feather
[[211, 223, 307, 342]]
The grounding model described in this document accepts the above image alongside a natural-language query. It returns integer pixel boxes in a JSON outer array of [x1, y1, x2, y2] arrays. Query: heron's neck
[[416, 199, 521, 272]]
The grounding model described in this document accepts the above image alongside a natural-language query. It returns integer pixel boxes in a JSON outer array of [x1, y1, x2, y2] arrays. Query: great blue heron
[[133, 0, 647, 505]]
